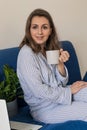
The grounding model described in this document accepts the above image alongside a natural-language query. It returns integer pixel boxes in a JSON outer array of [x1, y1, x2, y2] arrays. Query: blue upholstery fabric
[[0, 41, 87, 130], [61, 41, 82, 84], [0, 47, 19, 81], [11, 106, 45, 126]]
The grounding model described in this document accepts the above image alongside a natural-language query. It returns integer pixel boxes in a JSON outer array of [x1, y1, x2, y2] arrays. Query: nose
[[38, 28, 42, 35]]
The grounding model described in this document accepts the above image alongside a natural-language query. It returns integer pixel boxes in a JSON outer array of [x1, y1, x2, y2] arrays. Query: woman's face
[[30, 16, 52, 45]]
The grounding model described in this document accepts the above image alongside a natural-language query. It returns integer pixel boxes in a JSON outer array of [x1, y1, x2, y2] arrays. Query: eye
[[42, 26, 48, 30], [31, 25, 38, 29]]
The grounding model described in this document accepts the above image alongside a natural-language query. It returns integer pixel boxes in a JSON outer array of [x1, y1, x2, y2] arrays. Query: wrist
[[57, 62, 66, 77]]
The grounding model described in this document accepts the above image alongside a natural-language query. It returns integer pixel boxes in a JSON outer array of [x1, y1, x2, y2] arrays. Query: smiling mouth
[[36, 36, 44, 40]]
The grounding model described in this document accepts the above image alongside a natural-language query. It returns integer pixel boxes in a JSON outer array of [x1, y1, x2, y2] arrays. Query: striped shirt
[[17, 45, 87, 123]]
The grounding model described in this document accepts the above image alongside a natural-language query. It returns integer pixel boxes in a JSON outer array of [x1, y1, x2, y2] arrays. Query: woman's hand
[[57, 49, 70, 77], [71, 81, 87, 94], [59, 48, 70, 63]]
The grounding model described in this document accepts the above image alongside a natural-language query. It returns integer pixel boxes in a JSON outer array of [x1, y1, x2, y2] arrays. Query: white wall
[[0, 0, 87, 77]]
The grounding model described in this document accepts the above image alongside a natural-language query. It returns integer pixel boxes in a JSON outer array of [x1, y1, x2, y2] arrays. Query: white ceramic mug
[[46, 50, 59, 64]]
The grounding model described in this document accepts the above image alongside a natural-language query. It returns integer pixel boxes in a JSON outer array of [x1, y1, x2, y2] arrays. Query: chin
[[36, 41, 45, 45]]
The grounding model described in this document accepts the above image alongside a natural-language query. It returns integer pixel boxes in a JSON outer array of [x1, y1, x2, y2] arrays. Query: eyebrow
[[31, 24, 49, 26]]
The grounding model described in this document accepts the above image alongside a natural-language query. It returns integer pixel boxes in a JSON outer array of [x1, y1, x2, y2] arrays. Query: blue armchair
[[0, 41, 87, 130]]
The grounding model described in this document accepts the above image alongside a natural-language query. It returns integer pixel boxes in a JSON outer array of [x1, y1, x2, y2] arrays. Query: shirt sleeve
[[17, 47, 72, 105], [54, 65, 69, 87]]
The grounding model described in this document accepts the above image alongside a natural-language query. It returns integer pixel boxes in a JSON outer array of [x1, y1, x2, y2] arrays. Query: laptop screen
[[0, 99, 11, 130]]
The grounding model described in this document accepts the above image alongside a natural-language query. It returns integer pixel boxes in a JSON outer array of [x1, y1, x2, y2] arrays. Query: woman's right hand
[[70, 81, 87, 94]]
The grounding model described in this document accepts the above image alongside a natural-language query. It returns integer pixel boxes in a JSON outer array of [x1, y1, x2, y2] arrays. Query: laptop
[[0, 99, 11, 130], [0, 99, 42, 130]]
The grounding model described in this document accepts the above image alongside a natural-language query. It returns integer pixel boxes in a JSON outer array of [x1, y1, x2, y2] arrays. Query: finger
[[60, 50, 70, 58], [60, 53, 70, 62], [59, 48, 63, 55], [63, 51, 70, 58]]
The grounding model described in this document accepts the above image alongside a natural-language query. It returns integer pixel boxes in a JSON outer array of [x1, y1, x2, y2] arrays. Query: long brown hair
[[20, 8, 60, 53]]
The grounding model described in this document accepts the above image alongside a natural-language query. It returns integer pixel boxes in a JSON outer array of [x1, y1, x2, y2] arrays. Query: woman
[[17, 8, 87, 123]]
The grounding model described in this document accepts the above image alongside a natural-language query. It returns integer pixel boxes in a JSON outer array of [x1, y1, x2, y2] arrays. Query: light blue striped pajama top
[[17, 45, 87, 123]]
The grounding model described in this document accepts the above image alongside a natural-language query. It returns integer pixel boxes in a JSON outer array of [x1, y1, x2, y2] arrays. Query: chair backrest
[[0, 41, 82, 84], [0, 47, 19, 81], [61, 41, 82, 85]]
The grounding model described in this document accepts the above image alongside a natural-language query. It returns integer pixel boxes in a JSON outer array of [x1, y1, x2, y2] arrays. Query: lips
[[36, 36, 44, 39], [36, 36, 44, 40]]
